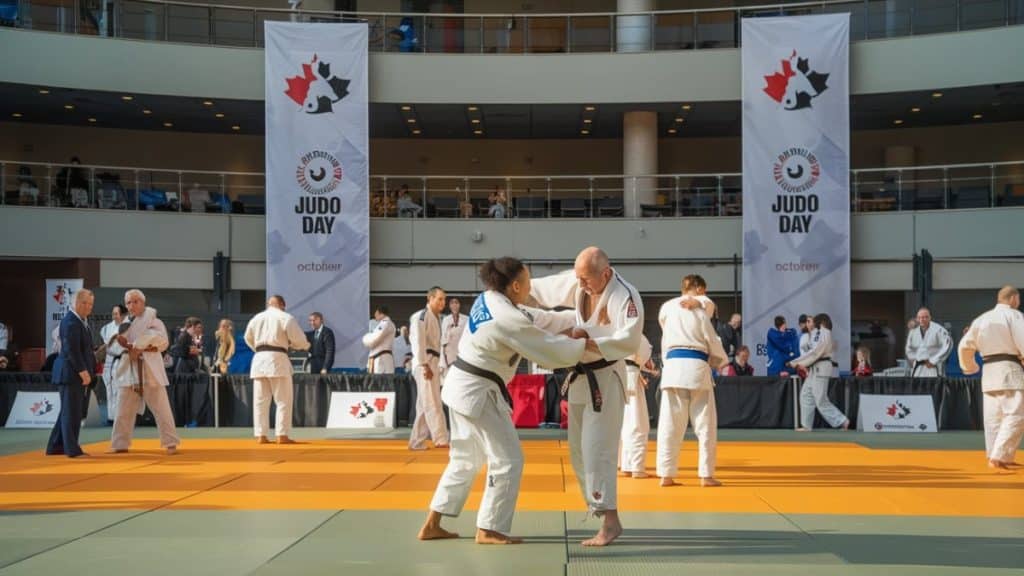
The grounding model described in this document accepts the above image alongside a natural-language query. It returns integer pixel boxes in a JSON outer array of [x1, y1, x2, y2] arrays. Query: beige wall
[[2, 121, 1023, 176]]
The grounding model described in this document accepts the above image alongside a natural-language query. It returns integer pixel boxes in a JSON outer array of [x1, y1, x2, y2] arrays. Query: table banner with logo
[[741, 15, 850, 374], [45, 278, 84, 356], [5, 391, 61, 428], [857, 393, 938, 433], [265, 22, 369, 368], [326, 391, 396, 429]]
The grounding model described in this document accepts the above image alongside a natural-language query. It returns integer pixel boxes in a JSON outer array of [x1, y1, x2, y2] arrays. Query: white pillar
[[616, 0, 653, 53], [623, 111, 657, 218]]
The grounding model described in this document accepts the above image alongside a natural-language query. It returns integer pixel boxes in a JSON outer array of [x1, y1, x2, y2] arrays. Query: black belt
[[624, 359, 639, 368], [256, 345, 288, 354], [811, 356, 837, 368], [453, 357, 514, 409], [111, 353, 124, 360], [983, 354, 1023, 366], [426, 349, 440, 358], [563, 358, 618, 412], [369, 350, 393, 360]]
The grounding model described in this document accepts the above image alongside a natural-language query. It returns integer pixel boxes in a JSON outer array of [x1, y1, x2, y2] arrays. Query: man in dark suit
[[307, 312, 335, 375], [47, 288, 96, 458]]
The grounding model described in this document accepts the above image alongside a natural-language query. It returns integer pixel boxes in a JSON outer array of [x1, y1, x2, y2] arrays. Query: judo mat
[[0, 427, 1021, 575]]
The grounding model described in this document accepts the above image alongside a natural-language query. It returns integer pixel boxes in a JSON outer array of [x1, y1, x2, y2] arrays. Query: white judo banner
[[742, 15, 850, 374], [265, 22, 369, 368], [45, 278, 84, 356]]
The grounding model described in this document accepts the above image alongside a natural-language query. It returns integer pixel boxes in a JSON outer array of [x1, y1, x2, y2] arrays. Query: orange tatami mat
[[1, 438, 1022, 516]]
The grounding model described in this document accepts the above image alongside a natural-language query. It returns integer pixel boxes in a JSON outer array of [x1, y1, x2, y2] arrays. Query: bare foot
[[165, 446, 178, 455], [434, 444, 450, 449], [418, 511, 459, 541], [277, 436, 297, 445], [257, 436, 270, 445], [631, 471, 649, 479], [989, 459, 1012, 471], [475, 528, 522, 545], [701, 477, 722, 487], [841, 421, 851, 431], [106, 448, 128, 454], [620, 471, 631, 477], [796, 427, 811, 432], [660, 477, 677, 487], [1005, 461, 1023, 468], [409, 444, 429, 451], [582, 512, 623, 547]]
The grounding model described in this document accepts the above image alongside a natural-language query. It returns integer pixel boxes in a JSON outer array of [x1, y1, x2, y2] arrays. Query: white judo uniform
[[655, 297, 728, 480], [906, 322, 952, 377], [362, 315, 396, 374], [792, 327, 848, 430], [431, 291, 584, 533], [100, 319, 124, 419], [409, 307, 450, 449], [440, 312, 469, 377], [110, 307, 180, 451], [619, 335, 653, 474], [531, 269, 644, 514], [958, 303, 1024, 464], [244, 307, 310, 439]]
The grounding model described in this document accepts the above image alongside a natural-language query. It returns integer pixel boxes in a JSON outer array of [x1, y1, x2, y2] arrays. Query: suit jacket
[[170, 330, 201, 374], [308, 325, 336, 373], [51, 311, 95, 386]]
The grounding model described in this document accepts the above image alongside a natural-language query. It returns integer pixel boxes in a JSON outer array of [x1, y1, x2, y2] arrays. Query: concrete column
[[616, 0, 653, 53], [623, 110, 657, 218]]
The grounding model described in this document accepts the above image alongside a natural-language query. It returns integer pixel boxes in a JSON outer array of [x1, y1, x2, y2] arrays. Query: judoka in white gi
[[798, 314, 814, 355], [656, 284, 728, 487], [362, 305, 396, 374], [100, 304, 127, 422], [109, 290, 181, 454], [905, 307, 952, 377], [958, 286, 1024, 470], [394, 326, 412, 372], [419, 257, 587, 545], [789, 313, 849, 431], [409, 287, 451, 450], [244, 295, 310, 444], [619, 335, 655, 478], [529, 246, 643, 547], [439, 297, 469, 379]]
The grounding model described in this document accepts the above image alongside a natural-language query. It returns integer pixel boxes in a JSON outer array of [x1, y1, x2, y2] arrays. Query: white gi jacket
[[632, 335, 653, 368], [409, 308, 441, 369], [113, 307, 170, 388], [101, 320, 125, 382], [393, 335, 412, 370], [440, 313, 470, 370], [792, 327, 837, 377], [658, 297, 728, 390], [442, 291, 584, 418], [905, 323, 952, 374], [958, 303, 1024, 393], [799, 332, 813, 355], [362, 315, 396, 358], [244, 307, 310, 378]]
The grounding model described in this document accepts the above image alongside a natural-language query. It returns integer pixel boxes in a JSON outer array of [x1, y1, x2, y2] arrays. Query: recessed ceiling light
[[668, 128, 677, 134], [471, 118, 480, 124], [142, 109, 152, 115], [401, 105, 412, 111], [38, 89, 50, 95], [12, 112, 23, 118], [163, 122, 174, 127], [674, 117, 684, 123], [682, 104, 691, 110], [467, 106, 478, 111], [232, 125, 241, 131], [407, 118, 416, 123], [121, 95, 133, 101], [88, 117, 97, 123], [910, 107, 921, 113], [931, 92, 943, 98], [64, 104, 74, 110], [972, 113, 983, 119], [203, 100, 214, 106], [583, 118, 593, 124], [473, 130, 483, 135], [584, 105, 596, 112], [893, 119, 903, 125], [412, 129, 421, 135], [580, 129, 590, 135], [215, 112, 225, 118]]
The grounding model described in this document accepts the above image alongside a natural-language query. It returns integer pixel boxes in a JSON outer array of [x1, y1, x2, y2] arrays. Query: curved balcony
[[5, 0, 1021, 51]]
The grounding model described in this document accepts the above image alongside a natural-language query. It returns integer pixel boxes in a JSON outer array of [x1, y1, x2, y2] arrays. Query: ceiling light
[[467, 106, 478, 111], [580, 129, 590, 135], [203, 100, 214, 106], [121, 95, 133, 101], [401, 105, 411, 111], [215, 113, 225, 118], [142, 109, 152, 115], [584, 105, 596, 112], [232, 125, 241, 131], [163, 122, 174, 128], [674, 117, 684, 123], [38, 89, 50, 95], [972, 113, 983, 119], [682, 104, 691, 110], [64, 104, 74, 110], [910, 107, 920, 113], [668, 128, 677, 134], [583, 118, 592, 124], [412, 129, 421, 135], [407, 118, 416, 123], [88, 117, 97, 123], [931, 92, 943, 98], [12, 113, 23, 118], [473, 130, 483, 135], [471, 119, 481, 124], [893, 119, 903, 125]]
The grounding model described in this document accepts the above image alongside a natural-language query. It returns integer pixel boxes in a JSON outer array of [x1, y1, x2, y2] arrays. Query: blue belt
[[666, 348, 709, 362]]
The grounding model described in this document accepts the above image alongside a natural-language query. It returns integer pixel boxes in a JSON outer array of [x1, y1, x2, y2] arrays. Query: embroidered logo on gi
[[626, 298, 639, 319], [284, 54, 351, 114], [763, 50, 830, 110], [468, 294, 493, 334]]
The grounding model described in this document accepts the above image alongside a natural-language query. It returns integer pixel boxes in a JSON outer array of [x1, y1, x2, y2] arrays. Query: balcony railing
[[4, 159, 1024, 218], [3, 0, 1020, 52]]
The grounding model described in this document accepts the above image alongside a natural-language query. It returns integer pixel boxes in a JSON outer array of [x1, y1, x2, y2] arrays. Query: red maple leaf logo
[[374, 397, 388, 412], [763, 52, 796, 103], [886, 404, 898, 417], [285, 54, 318, 107], [349, 404, 361, 417]]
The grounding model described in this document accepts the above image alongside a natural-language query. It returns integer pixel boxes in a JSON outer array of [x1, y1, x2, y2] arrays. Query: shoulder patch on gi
[[626, 298, 639, 318], [418, 310, 426, 322], [468, 294, 493, 334]]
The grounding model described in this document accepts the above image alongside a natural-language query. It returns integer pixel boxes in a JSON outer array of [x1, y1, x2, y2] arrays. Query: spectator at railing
[[0, 319, 7, 354], [370, 190, 389, 217], [16, 165, 39, 205], [397, 184, 423, 218], [53, 156, 90, 207], [390, 16, 419, 52], [853, 345, 873, 377], [721, 345, 754, 376], [487, 187, 507, 218], [183, 182, 211, 212], [214, 319, 235, 374]]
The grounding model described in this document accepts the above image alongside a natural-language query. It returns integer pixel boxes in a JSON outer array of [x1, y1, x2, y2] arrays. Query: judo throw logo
[[284, 54, 351, 114], [886, 401, 912, 420], [773, 148, 820, 194], [349, 397, 390, 419], [763, 50, 829, 110], [296, 150, 343, 196], [52, 284, 72, 305], [30, 399, 53, 417]]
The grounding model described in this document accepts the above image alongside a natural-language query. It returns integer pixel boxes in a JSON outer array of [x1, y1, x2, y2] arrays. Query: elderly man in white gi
[[656, 289, 728, 487], [439, 297, 469, 379], [362, 305, 396, 374], [958, 286, 1024, 470], [419, 257, 587, 545], [619, 335, 654, 479], [109, 290, 180, 454], [409, 287, 450, 450], [529, 246, 643, 547], [906, 307, 952, 377], [244, 295, 310, 444], [789, 313, 849, 431]]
